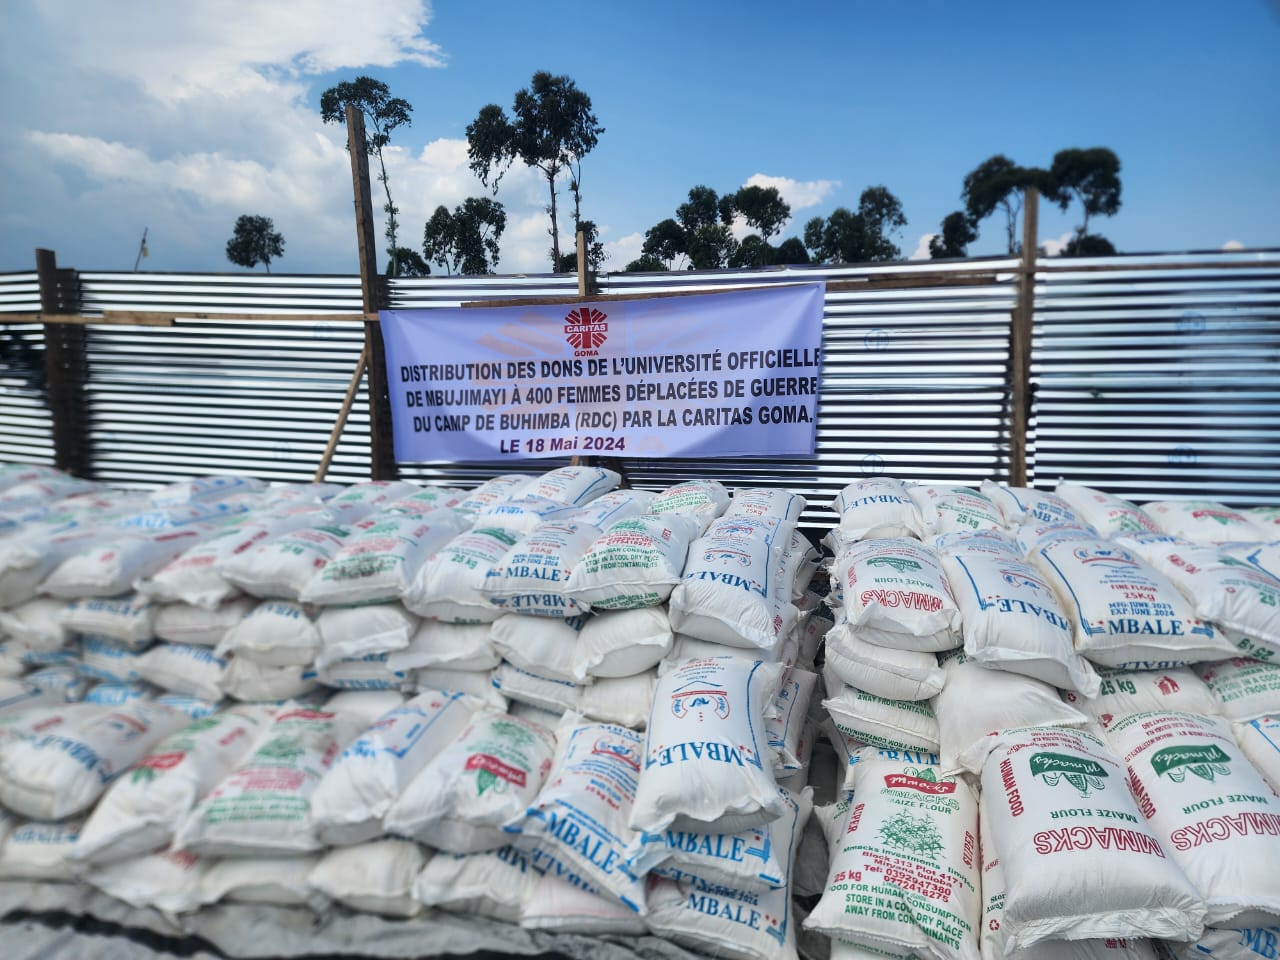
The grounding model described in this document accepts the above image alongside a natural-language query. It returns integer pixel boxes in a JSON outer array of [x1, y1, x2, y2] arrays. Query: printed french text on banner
[[381, 283, 824, 462]]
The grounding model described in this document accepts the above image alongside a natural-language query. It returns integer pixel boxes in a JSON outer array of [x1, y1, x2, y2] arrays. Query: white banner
[[380, 283, 824, 462]]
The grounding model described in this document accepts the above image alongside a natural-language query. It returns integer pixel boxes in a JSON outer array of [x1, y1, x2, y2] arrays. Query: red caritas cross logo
[[564, 306, 608, 356]]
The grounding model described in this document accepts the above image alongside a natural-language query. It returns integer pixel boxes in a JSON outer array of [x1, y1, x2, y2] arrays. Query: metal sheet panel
[[0, 272, 54, 466], [0, 251, 1275, 519], [1031, 251, 1280, 505]]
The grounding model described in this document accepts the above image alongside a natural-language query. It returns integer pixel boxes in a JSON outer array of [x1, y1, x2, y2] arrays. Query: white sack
[[804, 747, 980, 960], [481, 520, 600, 618], [1107, 710, 1280, 928], [217, 599, 321, 667], [72, 705, 271, 864], [401, 526, 519, 623], [299, 510, 466, 606], [310, 689, 481, 846], [632, 657, 785, 835], [1029, 537, 1235, 668], [564, 513, 701, 610], [307, 839, 427, 917], [174, 705, 359, 857], [384, 710, 557, 852], [932, 649, 1089, 775], [979, 725, 1206, 949], [0, 699, 188, 819]]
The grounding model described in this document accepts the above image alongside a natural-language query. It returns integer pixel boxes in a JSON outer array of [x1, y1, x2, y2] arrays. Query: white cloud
[[910, 233, 936, 261], [1041, 231, 1074, 257], [604, 231, 643, 269], [388, 138, 564, 273], [34, 0, 444, 104], [742, 173, 839, 210], [720, 173, 840, 243], [1222, 239, 1244, 251], [1, 0, 450, 273]]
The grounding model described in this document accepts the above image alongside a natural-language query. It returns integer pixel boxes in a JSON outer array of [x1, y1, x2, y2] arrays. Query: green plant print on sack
[[1151, 743, 1233, 783], [1030, 751, 1109, 797]]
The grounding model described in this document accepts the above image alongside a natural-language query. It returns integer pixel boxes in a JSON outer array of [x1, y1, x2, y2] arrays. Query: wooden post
[[571, 229, 591, 469], [345, 103, 398, 481], [1008, 188, 1039, 487], [36, 249, 92, 478]]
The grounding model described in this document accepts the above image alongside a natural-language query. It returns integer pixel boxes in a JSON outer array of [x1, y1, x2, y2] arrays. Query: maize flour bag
[[1106, 710, 1280, 928], [979, 725, 1206, 949], [384, 710, 557, 852], [310, 689, 481, 846], [72, 705, 271, 864], [804, 747, 981, 960]]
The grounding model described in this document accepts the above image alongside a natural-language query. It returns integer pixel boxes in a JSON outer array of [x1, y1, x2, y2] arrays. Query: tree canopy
[[731, 185, 791, 242], [803, 186, 906, 264], [320, 76, 413, 276], [961, 155, 1049, 254], [1047, 147, 1122, 240], [929, 210, 978, 259], [225, 214, 284, 272], [422, 197, 507, 275], [466, 72, 604, 270]]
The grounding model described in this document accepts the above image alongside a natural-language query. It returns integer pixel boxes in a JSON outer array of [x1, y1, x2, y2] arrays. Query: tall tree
[[1047, 147, 1122, 240], [676, 185, 736, 269], [961, 154, 1048, 254], [731, 185, 790, 241], [929, 210, 979, 259], [320, 76, 413, 276], [803, 186, 907, 263], [422, 197, 507, 275], [639, 218, 688, 270], [225, 214, 284, 272], [466, 72, 604, 270]]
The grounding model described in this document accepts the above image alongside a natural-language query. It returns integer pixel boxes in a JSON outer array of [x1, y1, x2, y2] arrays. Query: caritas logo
[[565, 306, 608, 355]]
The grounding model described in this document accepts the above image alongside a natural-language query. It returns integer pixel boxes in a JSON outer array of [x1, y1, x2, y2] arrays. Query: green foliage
[[1047, 147, 1122, 238], [623, 253, 667, 273], [803, 186, 907, 264], [773, 236, 811, 265], [422, 197, 507, 275], [389, 248, 430, 277], [554, 219, 606, 273], [728, 234, 774, 268], [320, 76, 414, 276], [1058, 232, 1117, 257], [731, 185, 791, 242], [225, 214, 284, 272], [929, 210, 979, 259], [640, 218, 688, 269], [466, 72, 604, 270], [961, 155, 1050, 254]]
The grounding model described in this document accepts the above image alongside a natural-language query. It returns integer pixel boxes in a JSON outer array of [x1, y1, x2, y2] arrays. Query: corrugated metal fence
[[2, 250, 1277, 523]]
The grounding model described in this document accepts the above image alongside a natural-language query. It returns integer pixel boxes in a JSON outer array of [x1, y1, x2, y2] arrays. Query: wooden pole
[[571, 229, 591, 469], [36, 249, 92, 478], [314, 346, 369, 482], [345, 103, 398, 481], [1008, 188, 1039, 487]]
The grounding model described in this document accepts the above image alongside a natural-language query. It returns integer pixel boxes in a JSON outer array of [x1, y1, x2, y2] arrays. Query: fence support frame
[[35, 248, 91, 478], [345, 103, 398, 482], [1008, 188, 1039, 486]]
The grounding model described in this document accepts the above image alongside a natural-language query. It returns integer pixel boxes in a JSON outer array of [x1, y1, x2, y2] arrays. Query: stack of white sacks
[[0, 463, 831, 958], [812, 477, 1280, 960], [0, 463, 1278, 960]]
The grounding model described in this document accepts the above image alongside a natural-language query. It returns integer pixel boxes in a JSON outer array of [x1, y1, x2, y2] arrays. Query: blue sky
[[1, 0, 1276, 276]]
